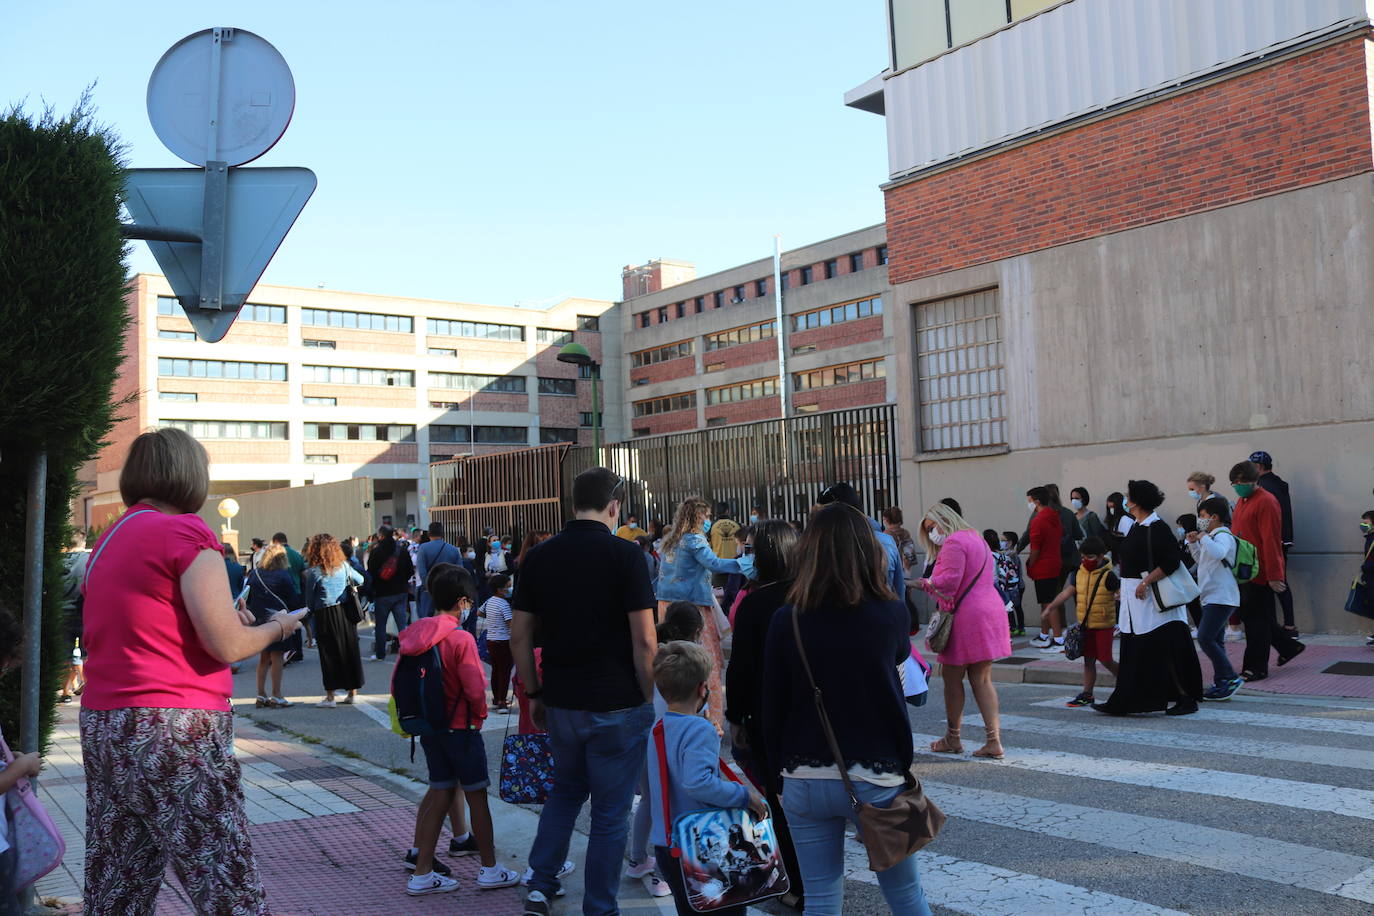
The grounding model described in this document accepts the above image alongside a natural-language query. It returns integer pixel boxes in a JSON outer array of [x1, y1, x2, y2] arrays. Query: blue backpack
[[391, 637, 458, 743]]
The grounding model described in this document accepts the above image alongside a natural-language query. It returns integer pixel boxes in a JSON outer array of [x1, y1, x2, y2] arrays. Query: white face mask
[[1027, 501, 1036, 514], [1070, 498, 1083, 511], [1175, 526, 1186, 540], [998, 539, 1010, 551], [464, 550, 476, 560], [1197, 517, 1213, 532], [928, 530, 946, 546]]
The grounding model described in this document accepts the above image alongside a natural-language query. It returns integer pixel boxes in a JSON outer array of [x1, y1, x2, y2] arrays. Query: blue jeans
[[527, 704, 655, 914], [1198, 603, 1238, 683], [372, 594, 409, 658], [783, 777, 932, 916]]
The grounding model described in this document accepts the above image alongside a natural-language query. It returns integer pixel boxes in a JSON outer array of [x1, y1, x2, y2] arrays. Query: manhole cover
[[1322, 661, 1374, 677], [276, 765, 355, 782], [997, 656, 1040, 666]]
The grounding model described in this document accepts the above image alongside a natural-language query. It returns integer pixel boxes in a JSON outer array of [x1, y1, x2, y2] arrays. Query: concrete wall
[[889, 175, 1374, 633], [198, 477, 373, 554]]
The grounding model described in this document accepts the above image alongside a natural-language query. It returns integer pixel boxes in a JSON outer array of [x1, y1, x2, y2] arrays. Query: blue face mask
[[702, 519, 713, 534]]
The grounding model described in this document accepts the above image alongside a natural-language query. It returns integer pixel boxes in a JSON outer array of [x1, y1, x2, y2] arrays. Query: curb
[[986, 659, 1116, 689]]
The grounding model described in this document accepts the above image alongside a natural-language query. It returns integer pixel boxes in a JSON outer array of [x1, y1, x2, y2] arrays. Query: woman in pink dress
[[914, 504, 1011, 759]]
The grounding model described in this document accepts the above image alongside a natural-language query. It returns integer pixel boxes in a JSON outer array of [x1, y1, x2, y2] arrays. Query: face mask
[[1123, 500, 1133, 514], [749, 514, 759, 525], [1070, 498, 1083, 511], [1175, 526, 1186, 540], [1027, 501, 1036, 514], [464, 550, 476, 560], [1362, 522, 1372, 534], [1233, 483, 1255, 499], [1197, 517, 1213, 532], [928, 530, 946, 546], [1081, 557, 1099, 571], [998, 539, 1010, 551], [459, 602, 471, 625], [1189, 490, 1202, 502], [699, 686, 711, 716], [702, 519, 712, 534]]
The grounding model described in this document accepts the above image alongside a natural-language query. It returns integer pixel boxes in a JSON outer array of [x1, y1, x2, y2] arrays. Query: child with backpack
[[1044, 537, 1120, 707], [646, 640, 767, 916], [1187, 497, 1245, 700], [393, 563, 519, 896]]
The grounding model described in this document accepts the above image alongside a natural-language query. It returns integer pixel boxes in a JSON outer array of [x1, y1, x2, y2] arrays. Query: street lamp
[[556, 341, 601, 458]]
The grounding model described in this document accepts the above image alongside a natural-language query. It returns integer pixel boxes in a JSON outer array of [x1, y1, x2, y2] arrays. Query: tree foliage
[[0, 94, 130, 749]]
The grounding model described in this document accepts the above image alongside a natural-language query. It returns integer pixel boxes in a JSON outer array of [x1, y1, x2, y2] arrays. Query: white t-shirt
[[482, 594, 513, 641]]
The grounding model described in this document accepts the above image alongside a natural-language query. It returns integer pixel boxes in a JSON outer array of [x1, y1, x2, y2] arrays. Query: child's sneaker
[[625, 857, 656, 879], [1204, 678, 1243, 701], [521, 861, 574, 896], [448, 834, 479, 857], [407, 872, 459, 895], [477, 865, 521, 889], [644, 872, 673, 897], [402, 850, 452, 876], [1040, 638, 1065, 653], [1066, 692, 1093, 707]]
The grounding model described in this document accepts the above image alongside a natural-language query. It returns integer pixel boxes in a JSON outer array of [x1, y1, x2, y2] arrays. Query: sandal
[[270, 696, 292, 708], [973, 728, 1005, 759], [255, 695, 271, 708], [929, 726, 964, 754]]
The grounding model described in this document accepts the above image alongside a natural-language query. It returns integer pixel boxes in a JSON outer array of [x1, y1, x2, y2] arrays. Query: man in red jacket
[[1025, 486, 1066, 652], [1229, 461, 1304, 680]]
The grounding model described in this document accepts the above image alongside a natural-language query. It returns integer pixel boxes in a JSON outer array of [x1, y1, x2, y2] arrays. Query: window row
[[303, 365, 414, 387], [791, 295, 883, 332], [161, 419, 287, 440], [794, 358, 886, 392], [539, 428, 578, 443], [157, 297, 286, 325], [537, 377, 576, 396], [428, 372, 526, 393], [633, 392, 696, 417], [426, 317, 525, 341], [301, 308, 413, 333], [705, 377, 778, 405], [158, 358, 287, 381], [430, 424, 529, 444], [536, 327, 573, 346], [630, 339, 694, 368], [705, 320, 775, 351], [304, 423, 416, 443]]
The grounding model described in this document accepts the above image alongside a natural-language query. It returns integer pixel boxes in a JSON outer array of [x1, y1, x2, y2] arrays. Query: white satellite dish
[[146, 27, 295, 167]]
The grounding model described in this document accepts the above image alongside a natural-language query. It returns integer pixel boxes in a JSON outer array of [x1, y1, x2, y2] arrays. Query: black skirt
[[315, 603, 365, 692], [1099, 620, 1203, 714]]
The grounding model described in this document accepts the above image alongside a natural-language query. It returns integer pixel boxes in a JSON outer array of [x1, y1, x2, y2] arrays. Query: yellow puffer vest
[[1075, 565, 1117, 629]]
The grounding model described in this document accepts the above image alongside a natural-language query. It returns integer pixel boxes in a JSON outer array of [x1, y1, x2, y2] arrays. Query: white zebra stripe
[[1029, 698, 1374, 737], [967, 711, 1374, 771], [922, 780, 1374, 904], [913, 735, 1374, 820]]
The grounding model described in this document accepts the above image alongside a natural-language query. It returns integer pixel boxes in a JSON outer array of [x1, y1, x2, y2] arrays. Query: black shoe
[[1091, 702, 1125, 716], [448, 834, 479, 857], [1240, 670, 1267, 682], [1165, 700, 1198, 716], [1277, 642, 1306, 666], [403, 851, 452, 876], [523, 891, 552, 916]]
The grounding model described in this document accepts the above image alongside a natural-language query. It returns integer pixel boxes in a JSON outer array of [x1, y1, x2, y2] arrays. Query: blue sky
[[3, 1, 890, 307]]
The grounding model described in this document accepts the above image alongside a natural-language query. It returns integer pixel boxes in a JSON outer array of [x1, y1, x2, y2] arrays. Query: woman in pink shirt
[[80, 428, 304, 914], [914, 503, 1012, 760]]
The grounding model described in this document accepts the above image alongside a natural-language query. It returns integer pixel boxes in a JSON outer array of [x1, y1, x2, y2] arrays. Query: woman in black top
[[762, 505, 930, 916], [1094, 480, 1204, 717], [724, 519, 804, 908]]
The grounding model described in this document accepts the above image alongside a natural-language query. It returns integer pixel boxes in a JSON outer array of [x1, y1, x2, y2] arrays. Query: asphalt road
[[230, 622, 1374, 915]]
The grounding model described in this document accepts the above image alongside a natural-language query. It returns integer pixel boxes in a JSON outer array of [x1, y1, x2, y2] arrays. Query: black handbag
[[341, 582, 366, 625]]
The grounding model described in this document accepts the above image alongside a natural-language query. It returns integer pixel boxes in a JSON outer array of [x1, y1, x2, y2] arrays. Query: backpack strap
[[83, 508, 157, 591], [653, 720, 679, 856]]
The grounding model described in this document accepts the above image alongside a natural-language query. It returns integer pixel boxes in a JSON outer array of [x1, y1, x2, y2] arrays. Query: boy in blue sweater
[[647, 641, 767, 916]]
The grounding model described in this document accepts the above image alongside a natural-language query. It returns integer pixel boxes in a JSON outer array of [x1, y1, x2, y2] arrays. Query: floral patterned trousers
[[80, 707, 267, 915]]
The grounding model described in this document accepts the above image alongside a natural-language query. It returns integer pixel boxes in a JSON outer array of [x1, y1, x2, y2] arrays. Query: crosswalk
[[807, 686, 1374, 915]]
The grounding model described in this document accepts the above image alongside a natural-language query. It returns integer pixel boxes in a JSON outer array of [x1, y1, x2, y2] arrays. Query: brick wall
[[631, 408, 698, 437], [155, 316, 291, 348], [304, 441, 419, 464], [700, 339, 776, 373], [630, 354, 696, 386], [704, 396, 781, 427], [788, 315, 884, 354], [100, 285, 147, 475], [884, 37, 1374, 284], [537, 394, 579, 427], [158, 379, 290, 404], [303, 384, 415, 408], [793, 379, 887, 413]]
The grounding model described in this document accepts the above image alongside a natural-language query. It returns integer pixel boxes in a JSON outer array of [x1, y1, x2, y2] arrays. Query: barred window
[[791, 296, 883, 332], [301, 308, 412, 333], [537, 377, 576, 396], [705, 320, 775, 351], [630, 339, 693, 368], [705, 377, 778, 405], [304, 423, 416, 442], [303, 365, 414, 387], [536, 327, 574, 346], [914, 288, 1005, 452], [428, 372, 526, 393], [158, 358, 286, 381], [428, 317, 524, 341], [633, 393, 696, 417], [793, 358, 886, 391], [161, 419, 287, 440]]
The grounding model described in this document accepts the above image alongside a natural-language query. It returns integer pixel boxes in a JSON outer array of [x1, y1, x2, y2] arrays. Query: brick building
[[848, 0, 1374, 632], [79, 274, 617, 530], [616, 226, 894, 438]]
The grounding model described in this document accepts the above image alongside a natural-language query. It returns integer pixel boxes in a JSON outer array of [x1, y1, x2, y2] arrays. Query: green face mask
[[1233, 483, 1255, 499]]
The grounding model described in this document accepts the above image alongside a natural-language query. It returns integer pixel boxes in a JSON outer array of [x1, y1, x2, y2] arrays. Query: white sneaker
[[407, 872, 459, 895], [1040, 641, 1064, 653], [368, 654, 381, 661], [1227, 627, 1245, 642], [1029, 635, 1051, 648], [645, 873, 672, 898], [625, 857, 656, 879], [522, 861, 574, 896], [477, 865, 521, 889]]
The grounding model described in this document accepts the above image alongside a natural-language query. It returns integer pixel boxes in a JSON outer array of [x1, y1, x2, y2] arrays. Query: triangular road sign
[[123, 167, 316, 341]]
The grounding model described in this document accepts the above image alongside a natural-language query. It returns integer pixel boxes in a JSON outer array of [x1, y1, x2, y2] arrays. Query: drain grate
[[275, 765, 355, 782], [1322, 661, 1374, 677]]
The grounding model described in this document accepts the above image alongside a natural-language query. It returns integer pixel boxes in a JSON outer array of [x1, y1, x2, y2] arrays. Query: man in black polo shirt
[[513, 467, 657, 916]]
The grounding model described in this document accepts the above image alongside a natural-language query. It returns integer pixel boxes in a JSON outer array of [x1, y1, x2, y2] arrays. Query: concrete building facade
[[848, 0, 1374, 633], [83, 274, 617, 531], [616, 226, 894, 438]]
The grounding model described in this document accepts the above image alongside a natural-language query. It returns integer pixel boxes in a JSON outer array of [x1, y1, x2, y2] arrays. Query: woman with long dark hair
[[305, 533, 365, 708], [1094, 480, 1204, 716], [762, 505, 929, 915]]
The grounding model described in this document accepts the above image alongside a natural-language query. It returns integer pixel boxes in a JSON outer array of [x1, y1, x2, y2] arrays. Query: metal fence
[[428, 443, 571, 544]]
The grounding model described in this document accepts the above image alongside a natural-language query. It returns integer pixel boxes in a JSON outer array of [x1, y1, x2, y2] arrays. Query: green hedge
[[0, 97, 130, 750]]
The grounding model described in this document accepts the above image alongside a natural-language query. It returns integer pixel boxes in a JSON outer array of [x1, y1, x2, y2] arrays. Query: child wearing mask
[[1045, 537, 1119, 707], [0, 606, 46, 913], [1175, 514, 1204, 634], [999, 530, 1025, 636], [479, 574, 515, 712], [1186, 498, 1244, 700]]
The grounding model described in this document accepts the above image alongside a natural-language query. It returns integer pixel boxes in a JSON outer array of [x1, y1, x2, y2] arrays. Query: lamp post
[[556, 341, 601, 459]]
